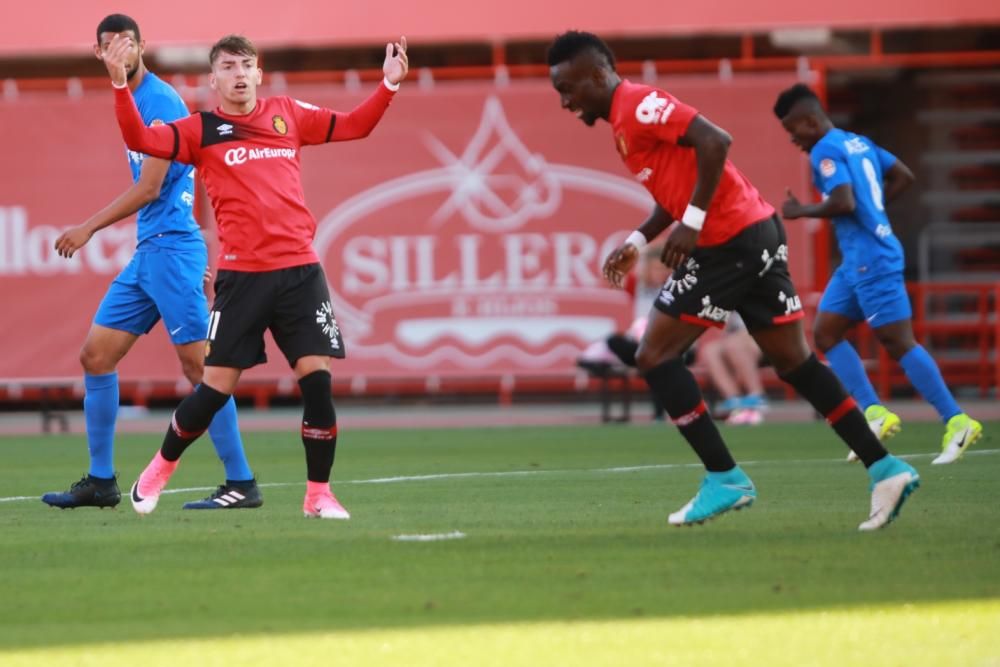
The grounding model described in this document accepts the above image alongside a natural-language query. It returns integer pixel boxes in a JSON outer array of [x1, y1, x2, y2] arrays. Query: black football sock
[[643, 357, 737, 472], [161, 384, 232, 462], [779, 354, 888, 467], [299, 370, 337, 483]]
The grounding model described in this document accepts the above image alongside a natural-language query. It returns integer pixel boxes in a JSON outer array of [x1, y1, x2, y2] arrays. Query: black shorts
[[652, 215, 804, 332], [205, 263, 346, 369]]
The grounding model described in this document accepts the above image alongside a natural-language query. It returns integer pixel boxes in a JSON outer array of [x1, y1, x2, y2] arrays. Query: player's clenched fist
[[602, 243, 639, 288]]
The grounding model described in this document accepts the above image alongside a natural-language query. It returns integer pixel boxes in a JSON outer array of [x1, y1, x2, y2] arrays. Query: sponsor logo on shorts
[[778, 290, 802, 317], [635, 167, 653, 183], [875, 224, 892, 238], [696, 295, 730, 324], [316, 300, 342, 351]]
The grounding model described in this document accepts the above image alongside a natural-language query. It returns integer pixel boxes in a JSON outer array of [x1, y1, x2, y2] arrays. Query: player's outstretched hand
[[98, 33, 130, 87], [602, 243, 639, 288], [661, 223, 698, 270], [383, 36, 409, 86], [782, 187, 806, 219], [54, 224, 94, 258]]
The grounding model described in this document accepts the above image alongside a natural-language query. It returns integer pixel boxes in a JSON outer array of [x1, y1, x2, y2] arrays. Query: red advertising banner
[[0, 74, 808, 385]]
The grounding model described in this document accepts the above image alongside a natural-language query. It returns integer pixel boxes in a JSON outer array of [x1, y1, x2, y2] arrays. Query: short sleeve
[[287, 97, 337, 146], [876, 145, 897, 172], [810, 144, 851, 195], [626, 88, 699, 144]]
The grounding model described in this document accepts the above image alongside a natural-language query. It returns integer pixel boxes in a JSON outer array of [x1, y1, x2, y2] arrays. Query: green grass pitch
[[1, 420, 998, 665]]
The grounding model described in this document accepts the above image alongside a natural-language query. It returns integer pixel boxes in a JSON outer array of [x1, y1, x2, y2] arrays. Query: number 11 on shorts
[[207, 310, 222, 341]]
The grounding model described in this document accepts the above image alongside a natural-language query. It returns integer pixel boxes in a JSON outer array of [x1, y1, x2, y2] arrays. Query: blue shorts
[[94, 244, 210, 345], [818, 267, 912, 328]]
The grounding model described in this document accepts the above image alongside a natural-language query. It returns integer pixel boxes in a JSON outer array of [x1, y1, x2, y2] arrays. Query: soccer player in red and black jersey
[[99, 33, 409, 518], [548, 31, 919, 531]]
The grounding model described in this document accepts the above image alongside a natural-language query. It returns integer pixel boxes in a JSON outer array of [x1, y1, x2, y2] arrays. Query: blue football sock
[[84, 372, 119, 479], [900, 345, 961, 422], [824, 341, 880, 410], [206, 395, 253, 482]]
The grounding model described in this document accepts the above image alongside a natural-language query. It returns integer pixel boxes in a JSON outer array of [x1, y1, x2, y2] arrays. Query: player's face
[[95, 30, 143, 81], [781, 113, 822, 152], [550, 56, 612, 127], [210, 51, 262, 109]]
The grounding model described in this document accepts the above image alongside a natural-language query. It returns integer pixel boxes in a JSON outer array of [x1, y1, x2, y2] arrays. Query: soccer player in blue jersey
[[775, 84, 983, 465], [41, 14, 261, 509]]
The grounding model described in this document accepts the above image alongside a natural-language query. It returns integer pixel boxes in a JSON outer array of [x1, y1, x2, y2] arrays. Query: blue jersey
[[129, 72, 201, 248], [810, 128, 904, 280]]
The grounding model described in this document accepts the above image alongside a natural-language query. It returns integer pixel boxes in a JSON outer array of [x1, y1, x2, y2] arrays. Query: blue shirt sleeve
[[810, 143, 852, 195]]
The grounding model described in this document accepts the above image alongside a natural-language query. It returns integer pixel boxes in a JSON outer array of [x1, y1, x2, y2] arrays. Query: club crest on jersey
[[272, 115, 288, 135], [616, 133, 628, 158], [820, 158, 836, 178]]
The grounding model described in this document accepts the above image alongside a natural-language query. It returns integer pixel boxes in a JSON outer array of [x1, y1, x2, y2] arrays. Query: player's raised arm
[[101, 34, 194, 162], [329, 36, 409, 141]]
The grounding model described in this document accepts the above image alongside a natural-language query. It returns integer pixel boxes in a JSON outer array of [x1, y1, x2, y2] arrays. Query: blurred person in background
[[97, 31, 409, 518], [42, 14, 258, 511], [549, 30, 919, 530], [776, 83, 983, 464], [578, 244, 670, 419], [699, 313, 767, 425]]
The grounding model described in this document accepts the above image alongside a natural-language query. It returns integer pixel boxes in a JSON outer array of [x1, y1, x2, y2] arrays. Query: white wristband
[[681, 204, 706, 231], [625, 230, 647, 250], [382, 77, 400, 91], [111, 79, 128, 89]]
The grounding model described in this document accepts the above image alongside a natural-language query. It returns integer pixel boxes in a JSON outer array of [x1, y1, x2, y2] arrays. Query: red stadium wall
[[0, 74, 807, 386]]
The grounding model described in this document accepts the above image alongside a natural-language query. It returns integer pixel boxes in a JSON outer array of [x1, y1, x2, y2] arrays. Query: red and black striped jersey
[[113, 83, 396, 271]]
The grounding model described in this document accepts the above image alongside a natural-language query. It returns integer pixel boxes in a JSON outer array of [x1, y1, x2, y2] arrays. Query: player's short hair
[[773, 83, 823, 119], [96, 14, 140, 43], [210, 34, 258, 65], [547, 31, 616, 70]]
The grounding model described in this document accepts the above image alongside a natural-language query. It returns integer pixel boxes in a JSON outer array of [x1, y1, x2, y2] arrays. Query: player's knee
[[78, 343, 114, 375], [635, 344, 678, 374], [874, 331, 915, 361], [180, 358, 204, 386], [812, 325, 840, 353]]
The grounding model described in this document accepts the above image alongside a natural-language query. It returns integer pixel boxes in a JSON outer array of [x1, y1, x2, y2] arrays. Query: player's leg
[[743, 219, 918, 530], [720, 331, 766, 424], [172, 342, 262, 509], [817, 310, 900, 460], [638, 241, 760, 526], [130, 268, 267, 514], [269, 264, 349, 519], [41, 259, 154, 509], [863, 274, 982, 463], [813, 274, 902, 453], [145, 245, 259, 504], [701, 334, 743, 412]]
